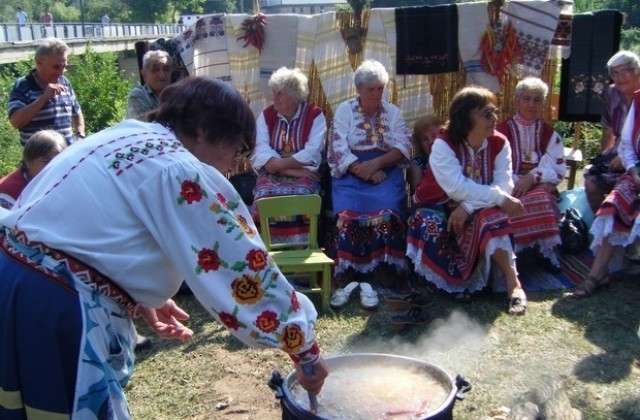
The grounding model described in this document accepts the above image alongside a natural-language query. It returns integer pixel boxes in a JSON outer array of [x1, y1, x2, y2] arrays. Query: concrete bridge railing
[[0, 22, 182, 44]]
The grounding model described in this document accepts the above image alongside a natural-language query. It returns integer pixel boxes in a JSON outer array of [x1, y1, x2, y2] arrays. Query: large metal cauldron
[[269, 353, 471, 420]]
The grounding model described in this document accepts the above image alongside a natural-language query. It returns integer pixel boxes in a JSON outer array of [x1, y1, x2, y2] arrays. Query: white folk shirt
[[429, 137, 514, 215], [0, 119, 319, 360]]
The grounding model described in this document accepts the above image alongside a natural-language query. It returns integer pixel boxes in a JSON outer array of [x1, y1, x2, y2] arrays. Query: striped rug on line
[[517, 250, 593, 291]]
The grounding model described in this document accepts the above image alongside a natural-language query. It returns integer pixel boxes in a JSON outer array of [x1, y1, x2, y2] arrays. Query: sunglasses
[[233, 140, 251, 162], [475, 107, 499, 120]]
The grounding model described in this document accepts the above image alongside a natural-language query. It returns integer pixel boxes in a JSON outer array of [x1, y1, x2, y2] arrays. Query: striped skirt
[[509, 187, 562, 264], [251, 171, 320, 243], [406, 204, 514, 293], [590, 174, 640, 271]]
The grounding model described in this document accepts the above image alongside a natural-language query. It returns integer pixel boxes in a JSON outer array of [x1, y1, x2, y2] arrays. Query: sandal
[[390, 306, 433, 331], [507, 288, 527, 316], [572, 275, 609, 299], [385, 292, 433, 312]]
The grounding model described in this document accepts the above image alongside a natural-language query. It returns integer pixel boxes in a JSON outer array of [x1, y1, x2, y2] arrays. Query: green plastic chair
[[255, 194, 333, 314]]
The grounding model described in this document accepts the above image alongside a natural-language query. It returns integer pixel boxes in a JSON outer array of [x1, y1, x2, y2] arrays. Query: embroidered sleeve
[[430, 139, 513, 213], [291, 111, 326, 170], [136, 163, 320, 364], [620, 103, 638, 171], [251, 112, 281, 171], [533, 131, 566, 184], [387, 105, 412, 166], [327, 101, 359, 178]]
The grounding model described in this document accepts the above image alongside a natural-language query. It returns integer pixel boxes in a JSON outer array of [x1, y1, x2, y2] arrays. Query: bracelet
[[76, 132, 86, 139]]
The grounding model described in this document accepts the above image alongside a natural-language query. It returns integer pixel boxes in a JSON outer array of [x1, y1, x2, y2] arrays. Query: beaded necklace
[[357, 105, 387, 145]]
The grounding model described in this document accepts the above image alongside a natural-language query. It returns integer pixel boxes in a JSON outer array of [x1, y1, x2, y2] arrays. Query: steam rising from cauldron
[[344, 310, 492, 375]]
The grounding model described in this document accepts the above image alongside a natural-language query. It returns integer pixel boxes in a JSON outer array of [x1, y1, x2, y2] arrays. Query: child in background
[[408, 115, 445, 193]]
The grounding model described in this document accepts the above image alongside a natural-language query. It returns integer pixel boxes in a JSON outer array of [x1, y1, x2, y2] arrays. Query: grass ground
[[126, 173, 640, 420], [127, 273, 640, 419]]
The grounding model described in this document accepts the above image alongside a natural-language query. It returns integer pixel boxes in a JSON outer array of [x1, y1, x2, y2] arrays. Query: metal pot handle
[[454, 375, 472, 401], [269, 371, 285, 400]]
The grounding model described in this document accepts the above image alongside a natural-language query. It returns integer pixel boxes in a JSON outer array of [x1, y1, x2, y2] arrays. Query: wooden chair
[[564, 122, 584, 190], [255, 194, 333, 314]]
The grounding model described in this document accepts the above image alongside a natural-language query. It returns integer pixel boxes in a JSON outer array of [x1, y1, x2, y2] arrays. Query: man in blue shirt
[[8, 37, 85, 146]]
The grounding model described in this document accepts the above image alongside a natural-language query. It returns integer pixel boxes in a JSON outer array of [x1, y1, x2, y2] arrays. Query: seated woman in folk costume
[[407, 86, 528, 315], [496, 77, 566, 273], [573, 89, 640, 298], [327, 60, 412, 295], [250, 67, 326, 242]]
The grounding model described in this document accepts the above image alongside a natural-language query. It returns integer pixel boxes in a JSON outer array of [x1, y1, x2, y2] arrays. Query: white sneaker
[[359, 282, 379, 309], [330, 281, 359, 308]]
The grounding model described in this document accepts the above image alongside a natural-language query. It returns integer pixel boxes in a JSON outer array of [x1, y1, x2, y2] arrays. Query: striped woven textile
[[260, 14, 298, 94], [296, 14, 320, 77], [179, 14, 231, 80], [501, 0, 562, 78], [313, 12, 356, 114], [456, 1, 500, 93], [226, 14, 262, 116]]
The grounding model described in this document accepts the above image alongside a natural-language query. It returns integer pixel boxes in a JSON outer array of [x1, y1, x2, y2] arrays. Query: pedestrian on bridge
[[16, 7, 28, 27]]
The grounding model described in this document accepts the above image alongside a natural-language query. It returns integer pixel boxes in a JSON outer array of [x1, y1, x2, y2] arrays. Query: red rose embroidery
[[231, 274, 265, 304], [290, 291, 300, 311], [216, 192, 227, 207], [219, 312, 240, 330], [197, 248, 220, 272], [279, 324, 305, 354], [246, 249, 268, 271], [180, 180, 203, 204], [255, 310, 280, 333]]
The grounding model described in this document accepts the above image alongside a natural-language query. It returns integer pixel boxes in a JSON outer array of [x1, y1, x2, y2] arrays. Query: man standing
[[126, 50, 173, 120], [101, 13, 110, 25], [16, 7, 28, 26], [8, 37, 85, 146], [40, 5, 54, 27]]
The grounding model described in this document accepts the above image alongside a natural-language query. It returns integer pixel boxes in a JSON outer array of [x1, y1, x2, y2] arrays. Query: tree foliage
[[66, 46, 132, 133]]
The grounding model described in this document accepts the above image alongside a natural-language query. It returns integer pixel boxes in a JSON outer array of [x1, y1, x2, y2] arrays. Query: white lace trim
[[334, 256, 408, 277], [514, 236, 562, 265], [407, 236, 513, 294], [590, 215, 639, 272]]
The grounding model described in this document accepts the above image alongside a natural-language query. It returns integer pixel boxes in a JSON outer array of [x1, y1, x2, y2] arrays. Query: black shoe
[[135, 334, 152, 352]]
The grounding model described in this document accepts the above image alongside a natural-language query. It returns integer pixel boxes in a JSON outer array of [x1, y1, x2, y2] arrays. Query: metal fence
[[0, 22, 183, 43]]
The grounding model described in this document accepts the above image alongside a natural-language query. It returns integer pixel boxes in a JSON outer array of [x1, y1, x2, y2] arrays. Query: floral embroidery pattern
[[255, 310, 280, 333], [219, 308, 246, 331], [231, 274, 266, 305], [569, 73, 608, 103], [177, 174, 207, 205], [246, 249, 269, 271], [279, 324, 306, 354], [193, 243, 227, 274]]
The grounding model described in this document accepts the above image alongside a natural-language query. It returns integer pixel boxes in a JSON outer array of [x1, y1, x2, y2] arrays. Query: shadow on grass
[[551, 274, 640, 383]]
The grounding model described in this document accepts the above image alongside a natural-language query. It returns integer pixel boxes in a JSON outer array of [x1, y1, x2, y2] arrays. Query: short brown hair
[[148, 76, 255, 155], [446, 86, 497, 145]]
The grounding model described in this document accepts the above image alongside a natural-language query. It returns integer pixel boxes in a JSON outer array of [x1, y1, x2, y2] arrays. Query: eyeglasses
[[609, 67, 635, 79], [474, 107, 499, 120]]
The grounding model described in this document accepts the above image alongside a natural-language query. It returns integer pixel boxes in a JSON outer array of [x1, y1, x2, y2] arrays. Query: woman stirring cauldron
[[0, 77, 328, 418]]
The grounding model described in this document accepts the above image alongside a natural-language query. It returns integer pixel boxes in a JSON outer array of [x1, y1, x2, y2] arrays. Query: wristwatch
[[76, 131, 86, 139]]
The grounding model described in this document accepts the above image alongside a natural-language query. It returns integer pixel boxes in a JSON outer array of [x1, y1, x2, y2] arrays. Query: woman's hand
[[447, 205, 469, 236], [500, 195, 525, 218], [352, 159, 381, 181], [138, 299, 194, 342], [370, 170, 387, 184], [295, 356, 329, 395], [512, 173, 535, 197]]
